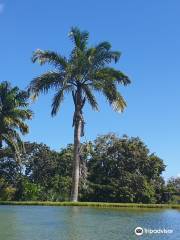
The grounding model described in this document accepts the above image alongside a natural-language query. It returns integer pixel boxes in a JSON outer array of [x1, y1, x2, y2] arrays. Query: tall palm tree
[[29, 27, 131, 202], [0, 81, 32, 161]]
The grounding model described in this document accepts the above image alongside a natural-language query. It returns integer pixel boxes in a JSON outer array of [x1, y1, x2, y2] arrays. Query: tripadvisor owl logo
[[135, 227, 143, 236]]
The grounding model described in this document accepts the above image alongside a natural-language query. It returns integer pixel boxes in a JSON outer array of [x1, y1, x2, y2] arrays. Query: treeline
[[0, 133, 179, 203]]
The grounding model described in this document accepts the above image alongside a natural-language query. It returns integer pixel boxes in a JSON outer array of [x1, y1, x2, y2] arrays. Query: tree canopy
[[0, 81, 32, 161], [0, 134, 173, 203], [29, 27, 131, 117]]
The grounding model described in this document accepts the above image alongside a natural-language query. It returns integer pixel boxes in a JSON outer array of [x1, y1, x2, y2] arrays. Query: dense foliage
[[82, 134, 166, 203], [0, 134, 177, 203]]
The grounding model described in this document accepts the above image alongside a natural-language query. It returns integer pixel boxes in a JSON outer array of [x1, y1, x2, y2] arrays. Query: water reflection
[[0, 206, 179, 240]]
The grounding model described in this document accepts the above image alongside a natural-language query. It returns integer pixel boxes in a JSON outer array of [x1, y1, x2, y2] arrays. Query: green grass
[[0, 201, 180, 209]]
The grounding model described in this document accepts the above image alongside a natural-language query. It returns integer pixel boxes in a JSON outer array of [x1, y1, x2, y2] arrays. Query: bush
[[0, 178, 16, 200]]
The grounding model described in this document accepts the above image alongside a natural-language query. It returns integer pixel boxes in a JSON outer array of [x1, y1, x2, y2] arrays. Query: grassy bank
[[0, 201, 180, 209]]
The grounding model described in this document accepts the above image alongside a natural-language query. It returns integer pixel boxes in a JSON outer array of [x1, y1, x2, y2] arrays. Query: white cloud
[[0, 3, 4, 14], [177, 173, 180, 178]]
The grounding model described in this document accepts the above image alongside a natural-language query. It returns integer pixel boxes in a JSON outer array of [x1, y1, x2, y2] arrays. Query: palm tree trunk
[[70, 88, 85, 202], [71, 111, 82, 202]]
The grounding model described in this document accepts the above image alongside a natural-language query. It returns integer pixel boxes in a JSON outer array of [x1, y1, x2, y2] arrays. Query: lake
[[0, 205, 179, 240]]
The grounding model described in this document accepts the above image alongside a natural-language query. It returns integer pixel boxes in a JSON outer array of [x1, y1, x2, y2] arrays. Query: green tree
[[0, 142, 73, 201], [166, 177, 180, 203], [84, 134, 165, 203], [167, 177, 180, 194], [23, 142, 72, 201], [0, 147, 20, 185], [28, 27, 131, 201], [0, 177, 16, 201], [0, 147, 23, 200], [21, 178, 42, 201], [24, 142, 62, 186], [0, 135, 168, 203], [0, 81, 32, 161]]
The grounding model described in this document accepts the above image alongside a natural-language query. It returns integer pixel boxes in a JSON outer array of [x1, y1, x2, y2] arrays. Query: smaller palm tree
[[0, 81, 32, 161]]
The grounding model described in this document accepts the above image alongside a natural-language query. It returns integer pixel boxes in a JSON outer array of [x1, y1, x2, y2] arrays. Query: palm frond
[[32, 49, 67, 70], [13, 119, 29, 134], [112, 92, 127, 112], [69, 27, 89, 50], [86, 46, 121, 70], [82, 85, 99, 111], [96, 41, 112, 51], [102, 82, 118, 104], [51, 85, 73, 116], [92, 67, 131, 85], [0, 81, 31, 160], [29, 71, 65, 98], [9, 109, 33, 121]]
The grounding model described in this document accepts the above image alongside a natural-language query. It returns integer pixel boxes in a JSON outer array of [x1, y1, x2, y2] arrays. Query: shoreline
[[0, 201, 180, 209]]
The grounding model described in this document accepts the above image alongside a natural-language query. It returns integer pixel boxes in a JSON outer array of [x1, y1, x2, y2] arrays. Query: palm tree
[[29, 27, 131, 202], [0, 81, 32, 161]]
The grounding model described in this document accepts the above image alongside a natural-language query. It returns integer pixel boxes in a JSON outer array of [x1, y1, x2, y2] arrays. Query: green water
[[0, 206, 179, 240]]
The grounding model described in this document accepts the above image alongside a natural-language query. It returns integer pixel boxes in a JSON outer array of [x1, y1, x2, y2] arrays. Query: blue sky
[[0, 0, 179, 179]]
